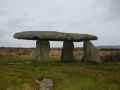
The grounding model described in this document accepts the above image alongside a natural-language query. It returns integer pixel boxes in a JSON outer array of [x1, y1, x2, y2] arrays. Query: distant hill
[[0, 45, 120, 50], [98, 45, 120, 50]]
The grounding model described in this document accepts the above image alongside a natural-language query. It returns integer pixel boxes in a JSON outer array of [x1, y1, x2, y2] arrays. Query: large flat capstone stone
[[14, 31, 97, 41]]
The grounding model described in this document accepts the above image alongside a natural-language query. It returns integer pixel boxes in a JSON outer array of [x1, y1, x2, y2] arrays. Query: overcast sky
[[0, 0, 120, 47]]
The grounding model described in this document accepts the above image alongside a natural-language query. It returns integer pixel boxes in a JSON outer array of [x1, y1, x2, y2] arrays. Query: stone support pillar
[[61, 40, 74, 62], [32, 40, 50, 62], [82, 40, 101, 63]]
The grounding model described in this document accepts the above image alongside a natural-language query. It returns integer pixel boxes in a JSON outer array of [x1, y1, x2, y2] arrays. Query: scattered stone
[[35, 78, 53, 90]]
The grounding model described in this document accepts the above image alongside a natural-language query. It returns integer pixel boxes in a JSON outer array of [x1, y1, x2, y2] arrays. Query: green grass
[[0, 59, 120, 90]]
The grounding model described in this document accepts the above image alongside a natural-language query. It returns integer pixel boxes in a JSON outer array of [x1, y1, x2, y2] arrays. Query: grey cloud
[[110, 0, 120, 18], [0, 0, 120, 47], [0, 31, 5, 38], [97, 0, 120, 21], [0, 30, 8, 42], [0, 9, 8, 16]]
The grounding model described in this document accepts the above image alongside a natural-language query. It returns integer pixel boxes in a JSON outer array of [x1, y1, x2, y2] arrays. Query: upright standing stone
[[82, 40, 101, 63], [61, 40, 74, 62], [32, 40, 50, 62]]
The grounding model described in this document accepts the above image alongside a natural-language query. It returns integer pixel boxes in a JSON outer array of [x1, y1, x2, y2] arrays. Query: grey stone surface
[[14, 31, 98, 41], [32, 40, 50, 62], [36, 78, 53, 90], [82, 40, 101, 63], [61, 41, 74, 62]]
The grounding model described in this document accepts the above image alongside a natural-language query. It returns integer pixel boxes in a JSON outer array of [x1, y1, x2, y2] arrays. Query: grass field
[[0, 58, 120, 90]]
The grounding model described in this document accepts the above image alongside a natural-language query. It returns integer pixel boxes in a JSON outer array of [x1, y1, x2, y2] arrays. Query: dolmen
[[14, 31, 101, 63]]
